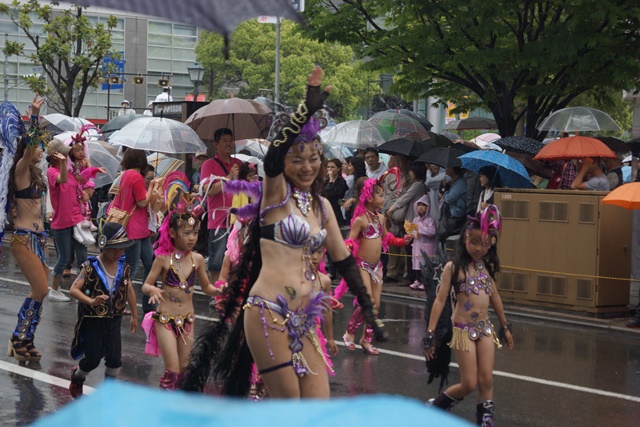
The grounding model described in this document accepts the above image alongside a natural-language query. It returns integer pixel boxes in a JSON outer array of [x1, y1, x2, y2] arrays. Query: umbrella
[[594, 136, 629, 154], [235, 138, 270, 159], [494, 136, 545, 156], [426, 131, 454, 148], [109, 116, 207, 154], [533, 135, 617, 161], [443, 116, 497, 130], [147, 152, 185, 177], [186, 98, 272, 142], [602, 183, 640, 210], [439, 131, 462, 141], [537, 107, 620, 132], [376, 137, 435, 159], [385, 108, 433, 131], [320, 120, 386, 148], [452, 141, 480, 154], [100, 114, 146, 136], [71, 0, 303, 37], [505, 152, 554, 180], [459, 150, 532, 188], [86, 141, 121, 188], [31, 381, 471, 427], [415, 147, 464, 168], [42, 114, 93, 133], [367, 111, 431, 141], [469, 133, 501, 147]]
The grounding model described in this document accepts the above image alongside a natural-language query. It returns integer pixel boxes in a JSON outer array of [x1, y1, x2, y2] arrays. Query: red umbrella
[[533, 136, 617, 161]]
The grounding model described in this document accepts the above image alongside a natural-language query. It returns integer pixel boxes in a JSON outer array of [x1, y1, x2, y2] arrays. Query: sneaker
[[417, 283, 425, 291], [625, 318, 640, 328], [409, 281, 422, 290], [48, 288, 71, 302], [69, 367, 84, 398], [63, 269, 71, 277]]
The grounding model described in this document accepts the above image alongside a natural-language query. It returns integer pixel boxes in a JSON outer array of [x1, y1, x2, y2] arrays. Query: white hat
[[195, 151, 208, 158], [121, 99, 130, 106]]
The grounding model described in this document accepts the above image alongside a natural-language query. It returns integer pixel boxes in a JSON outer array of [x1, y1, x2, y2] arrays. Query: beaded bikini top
[[260, 183, 327, 252], [453, 260, 493, 296], [166, 252, 196, 293], [360, 210, 382, 239]]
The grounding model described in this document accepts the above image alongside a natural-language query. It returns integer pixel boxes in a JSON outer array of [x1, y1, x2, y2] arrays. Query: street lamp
[[187, 61, 205, 101]]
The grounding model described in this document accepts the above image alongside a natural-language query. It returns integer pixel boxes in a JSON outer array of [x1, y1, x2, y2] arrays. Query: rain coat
[[411, 194, 437, 270]]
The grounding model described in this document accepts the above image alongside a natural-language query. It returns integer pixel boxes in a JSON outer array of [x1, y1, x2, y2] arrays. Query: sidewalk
[[379, 279, 640, 334]]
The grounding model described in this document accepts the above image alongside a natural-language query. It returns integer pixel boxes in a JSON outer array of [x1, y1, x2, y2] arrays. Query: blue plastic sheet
[[32, 381, 473, 427]]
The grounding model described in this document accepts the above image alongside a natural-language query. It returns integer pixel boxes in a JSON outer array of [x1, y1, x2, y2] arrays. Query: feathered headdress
[[0, 102, 25, 249], [66, 124, 102, 161], [154, 172, 203, 257], [466, 204, 502, 247]]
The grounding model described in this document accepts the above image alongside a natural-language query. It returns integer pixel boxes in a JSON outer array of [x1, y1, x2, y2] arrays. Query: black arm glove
[[334, 254, 388, 342], [263, 85, 330, 177]]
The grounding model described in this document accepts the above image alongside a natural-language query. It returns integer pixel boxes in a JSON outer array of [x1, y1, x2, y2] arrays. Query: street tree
[[196, 20, 377, 119], [305, 0, 640, 139], [0, 0, 118, 116]]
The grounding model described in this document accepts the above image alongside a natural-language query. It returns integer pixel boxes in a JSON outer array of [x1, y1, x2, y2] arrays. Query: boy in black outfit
[[68, 222, 138, 398]]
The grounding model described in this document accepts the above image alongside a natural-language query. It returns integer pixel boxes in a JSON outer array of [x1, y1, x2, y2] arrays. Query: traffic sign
[[257, 16, 278, 24]]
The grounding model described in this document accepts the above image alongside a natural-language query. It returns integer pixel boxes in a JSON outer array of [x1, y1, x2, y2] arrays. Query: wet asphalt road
[[1, 251, 639, 426]]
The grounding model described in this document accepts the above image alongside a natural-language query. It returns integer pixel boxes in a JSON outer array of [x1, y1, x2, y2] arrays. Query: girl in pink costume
[[141, 172, 224, 390], [65, 125, 106, 197], [337, 176, 410, 355], [409, 194, 437, 291]]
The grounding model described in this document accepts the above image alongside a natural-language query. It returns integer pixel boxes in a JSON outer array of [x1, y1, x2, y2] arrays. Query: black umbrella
[[415, 147, 464, 168], [494, 136, 544, 156], [438, 131, 462, 141], [594, 136, 629, 154], [444, 116, 497, 130], [386, 108, 433, 131], [377, 137, 435, 159], [73, 1, 303, 36], [100, 114, 146, 135], [426, 131, 454, 148]]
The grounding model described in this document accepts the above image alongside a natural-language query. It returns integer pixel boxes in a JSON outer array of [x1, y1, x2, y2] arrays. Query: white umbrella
[[109, 116, 207, 154], [232, 153, 264, 178], [42, 114, 94, 133], [320, 120, 386, 148], [537, 107, 620, 132], [86, 141, 121, 188]]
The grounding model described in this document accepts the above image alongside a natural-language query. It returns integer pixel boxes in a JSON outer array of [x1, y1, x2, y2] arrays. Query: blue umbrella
[[459, 150, 532, 188], [32, 381, 473, 427]]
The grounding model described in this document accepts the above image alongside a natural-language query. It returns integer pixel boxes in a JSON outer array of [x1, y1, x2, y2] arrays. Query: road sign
[[101, 53, 124, 90], [257, 16, 278, 24]]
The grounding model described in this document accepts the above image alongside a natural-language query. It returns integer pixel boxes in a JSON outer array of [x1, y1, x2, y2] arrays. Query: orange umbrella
[[601, 183, 640, 210], [533, 135, 617, 161]]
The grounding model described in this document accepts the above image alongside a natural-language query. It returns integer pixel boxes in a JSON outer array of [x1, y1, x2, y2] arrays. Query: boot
[[69, 366, 85, 399], [427, 391, 462, 411], [159, 369, 181, 390], [476, 400, 494, 426], [9, 298, 43, 362]]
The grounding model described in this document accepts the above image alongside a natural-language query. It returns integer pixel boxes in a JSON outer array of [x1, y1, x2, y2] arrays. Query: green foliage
[[1, 0, 118, 116], [195, 20, 377, 119], [305, 0, 640, 139]]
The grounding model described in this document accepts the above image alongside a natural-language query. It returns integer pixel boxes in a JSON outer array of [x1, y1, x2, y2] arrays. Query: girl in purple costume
[[181, 67, 385, 398], [424, 205, 514, 426], [141, 172, 223, 390]]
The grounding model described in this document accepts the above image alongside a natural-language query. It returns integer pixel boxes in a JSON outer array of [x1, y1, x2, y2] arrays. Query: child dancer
[[68, 222, 138, 398], [141, 172, 224, 390], [66, 125, 105, 197], [338, 177, 410, 355], [424, 205, 514, 426], [409, 195, 437, 291]]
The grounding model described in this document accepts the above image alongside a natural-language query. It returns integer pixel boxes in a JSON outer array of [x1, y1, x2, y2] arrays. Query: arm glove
[[263, 85, 330, 177], [385, 232, 407, 247], [334, 254, 388, 342]]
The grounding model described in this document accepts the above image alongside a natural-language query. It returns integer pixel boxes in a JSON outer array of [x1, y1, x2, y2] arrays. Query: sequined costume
[[243, 292, 333, 377], [10, 228, 48, 266]]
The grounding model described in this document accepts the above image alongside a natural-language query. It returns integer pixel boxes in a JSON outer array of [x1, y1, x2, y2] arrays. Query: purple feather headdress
[[293, 117, 321, 145], [466, 204, 502, 247]]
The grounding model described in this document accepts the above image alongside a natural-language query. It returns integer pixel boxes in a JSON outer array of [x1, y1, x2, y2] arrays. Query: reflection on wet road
[[1, 253, 639, 426]]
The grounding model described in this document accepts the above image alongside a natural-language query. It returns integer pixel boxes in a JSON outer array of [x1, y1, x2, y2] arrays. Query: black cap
[[98, 222, 134, 249]]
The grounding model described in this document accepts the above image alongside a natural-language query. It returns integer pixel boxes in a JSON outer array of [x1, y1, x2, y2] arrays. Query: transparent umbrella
[[367, 111, 431, 141], [86, 141, 121, 188], [42, 114, 94, 133], [537, 107, 620, 132], [109, 116, 207, 154], [320, 120, 386, 149]]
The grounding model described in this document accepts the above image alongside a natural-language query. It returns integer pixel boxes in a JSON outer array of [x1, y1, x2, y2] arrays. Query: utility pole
[[275, 17, 281, 107], [3, 33, 8, 102]]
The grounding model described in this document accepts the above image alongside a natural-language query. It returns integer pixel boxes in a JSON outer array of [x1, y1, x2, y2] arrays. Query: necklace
[[292, 187, 313, 216], [170, 251, 193, 293], [364, 208, 379, 225], [172, 250, 187, 270]]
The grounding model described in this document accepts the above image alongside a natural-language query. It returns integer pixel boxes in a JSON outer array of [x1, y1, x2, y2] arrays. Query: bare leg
[[475, 336, 495, 401], [11, 244, 49, 302], [445, 344, 478, 400]]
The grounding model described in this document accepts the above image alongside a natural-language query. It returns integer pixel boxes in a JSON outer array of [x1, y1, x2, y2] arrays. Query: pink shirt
[[48, 166, 84, 230], [201, 155, 242, 230], [110, 169, 149, 240]]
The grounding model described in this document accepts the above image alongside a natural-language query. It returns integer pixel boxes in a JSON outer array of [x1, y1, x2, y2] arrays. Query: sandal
[[342, 333, 356, 351], [7, 338, 30, 362], [24, 340, 42, 362], [360, 341, 380, 356]]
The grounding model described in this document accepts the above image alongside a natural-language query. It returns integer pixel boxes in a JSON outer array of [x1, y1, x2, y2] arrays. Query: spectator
[[118, 100, 136, 116], [570, 158, 609, 191], [425, 164, 446, 223], [602, 156, 624, 190], [322, 158, 348, 227], [476, 166, 502, 212], [364, 147, 388, 179], [154, 87, 173, 102]]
